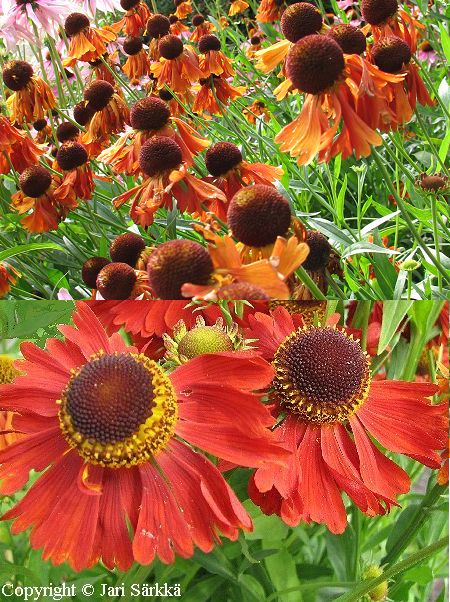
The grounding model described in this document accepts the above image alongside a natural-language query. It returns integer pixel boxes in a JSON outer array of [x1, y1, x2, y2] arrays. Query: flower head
[[0, 303, 287, 570], [246, 307, 448, 533]]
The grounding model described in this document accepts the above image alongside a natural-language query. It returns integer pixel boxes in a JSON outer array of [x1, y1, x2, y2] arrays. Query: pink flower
[[1, 0, 75, 49]]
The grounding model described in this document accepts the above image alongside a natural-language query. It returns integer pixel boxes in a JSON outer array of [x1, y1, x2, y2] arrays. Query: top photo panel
[[0, 0, 449, 301]]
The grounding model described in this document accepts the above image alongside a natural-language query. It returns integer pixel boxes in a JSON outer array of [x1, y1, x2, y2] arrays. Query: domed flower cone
[[98, 96, 209, 175], [151, 35, 203, 94], [63, 13, 116, 68], [203, 144, 283, 220], [229, 0, 249, 17], [0, 302, 289, 571], [11, 165, 77, 233], [244, 307, 448, 534], [0, 115, 44, 175], [198, 35, 235, 78], [113, 136, 226, 227], [112, 0, 152, 36], [3, 61, 56, 124]]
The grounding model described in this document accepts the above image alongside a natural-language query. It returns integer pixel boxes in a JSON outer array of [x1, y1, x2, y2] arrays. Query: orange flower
[[368, 36, 434, 128], [11, 165, 77, 233], [193, 76, 245, 116], [243, 100, 270, 124], [54, 141, 95, 202], [274, 35, 400, 165], [169, 15, 189, 35], [198, 35, 234, 78], [229, 0, 249, 16], [182, 226, 309, 300], [151, 36, 203, 93], [98, 96, 209, 175], [203, 144, 283, 221], [256, 0, 285, 23], [255, 3, 323, 74], [3, 61, 56, 124], [146, 14, 171, 60], [174, 0, 192, 19], [190, 15, 215, 42], [0, 115, 44, 174], [112, 0, 152, 36], [81, 81, 130, 156], [361, 0, 424, 53], [63, 13, 116, 68], [122, 37, 152, 84], [113, 136, 226, 228], [0, 266, 18, 299]]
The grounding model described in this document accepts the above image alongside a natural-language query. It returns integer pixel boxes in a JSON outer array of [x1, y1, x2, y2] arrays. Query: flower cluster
[[0, 301, 446, 570]]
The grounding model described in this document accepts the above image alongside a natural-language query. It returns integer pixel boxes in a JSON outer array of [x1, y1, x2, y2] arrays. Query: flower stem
[[335, 536, 447, 602]]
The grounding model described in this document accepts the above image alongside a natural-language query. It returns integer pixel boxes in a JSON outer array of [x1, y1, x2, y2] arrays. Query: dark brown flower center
[[3, 60, 33, 91], [198, 34, 221, 53], [58, 352, 178, 467], [303, 230, 332, 272], [56, 141, 88, 170], [65, 354, 155, 444], [82, 257, 111, 288], [64, 13, 90, 37], [146, 14, 171, 38], [361, 0, 398, 25], [274, 327, 371, 423], [96, 263, 137, 299], [84, 80, 115, 111], [139, 136, 183, 176], [286, 34, 345, 94], [56, 121, 80, 143], [130, 96, 171, 131], [123, 35, 143, 55], [327, 24, 367, 55], [205, 142, 242, 176], [110, 232, 146, 266], [19, 165, 52, 198], [147, 239, 213, 299], [372, 37, 411, 73], [280, 2, 323, 43], [228, 185, 292, 247], [159, 34, 183, 59]]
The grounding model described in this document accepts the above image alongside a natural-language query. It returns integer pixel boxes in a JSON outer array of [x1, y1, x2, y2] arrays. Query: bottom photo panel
[[0, 300, 448, 602]]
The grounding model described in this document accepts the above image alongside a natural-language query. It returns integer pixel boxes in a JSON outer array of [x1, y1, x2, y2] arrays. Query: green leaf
[[0, 243, 65, 262], [439, 24, 450, 64], [377, 301, 413, 354]]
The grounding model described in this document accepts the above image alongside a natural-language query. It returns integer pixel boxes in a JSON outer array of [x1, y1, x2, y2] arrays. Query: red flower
[[245, 307, 448, 533], [0, 303, 288, 570]]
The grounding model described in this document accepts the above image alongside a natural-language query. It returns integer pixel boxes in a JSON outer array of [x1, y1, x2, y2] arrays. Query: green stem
[[336, 537, 447, 602], [381, 483, 447, 566], [295, 267, 328, 300], [372, 150, 450, 284]]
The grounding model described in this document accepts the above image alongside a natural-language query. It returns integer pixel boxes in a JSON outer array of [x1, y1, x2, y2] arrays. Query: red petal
[[171, 351, 274, 393], [350, 414, 410, 502], [298, 425, 348, 534]]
